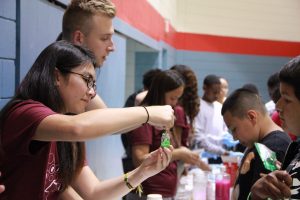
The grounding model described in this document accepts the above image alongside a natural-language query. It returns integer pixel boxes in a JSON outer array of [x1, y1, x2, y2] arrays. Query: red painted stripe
[[112, 0, 300, 57], [174, 32, 300, 57]]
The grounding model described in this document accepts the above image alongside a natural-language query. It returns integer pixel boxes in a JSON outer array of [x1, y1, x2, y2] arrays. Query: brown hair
[[170, 65, 200, 130], [63, 0, 116, 41]]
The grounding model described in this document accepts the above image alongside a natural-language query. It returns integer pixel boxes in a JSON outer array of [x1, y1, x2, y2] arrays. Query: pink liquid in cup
[[215, 176, 230, 200]]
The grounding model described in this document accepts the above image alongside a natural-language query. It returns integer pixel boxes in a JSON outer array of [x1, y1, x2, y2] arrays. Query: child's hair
[[221, 88, 267, 118], [141, 70, 185, 106]]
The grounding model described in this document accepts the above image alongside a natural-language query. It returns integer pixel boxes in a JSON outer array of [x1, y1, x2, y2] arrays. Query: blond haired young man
[[61, 0, 116, 110]]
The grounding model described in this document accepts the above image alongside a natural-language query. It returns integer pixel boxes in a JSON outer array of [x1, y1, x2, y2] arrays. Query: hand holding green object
[[161, 130, 170, 148]]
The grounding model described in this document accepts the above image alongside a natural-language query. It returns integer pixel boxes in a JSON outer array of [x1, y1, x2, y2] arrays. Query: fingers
[[0, 185, 4, 194], [147, 105, 175, 129], [274, 170, 292, 187], [264, 171, 291, 199]]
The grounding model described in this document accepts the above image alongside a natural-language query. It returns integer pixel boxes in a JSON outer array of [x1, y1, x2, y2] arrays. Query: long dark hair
[[141, 70, 185, 106], [0, 40, 96, 191], [170, 65, 200, 129]]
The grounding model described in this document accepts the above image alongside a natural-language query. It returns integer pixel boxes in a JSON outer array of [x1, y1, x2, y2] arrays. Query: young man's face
[[83, 14, 115, 67], [203, 83, 221, 103], [276, 82, 300, 135], [223, 111, 257, 148]]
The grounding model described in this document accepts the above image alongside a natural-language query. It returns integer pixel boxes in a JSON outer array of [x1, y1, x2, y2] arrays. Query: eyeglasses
[[61, 70, 97, 96]]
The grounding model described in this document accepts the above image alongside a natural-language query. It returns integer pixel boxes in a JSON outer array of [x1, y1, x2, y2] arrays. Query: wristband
[[124, 173, 143, 197], [142, 106, 149, 124]]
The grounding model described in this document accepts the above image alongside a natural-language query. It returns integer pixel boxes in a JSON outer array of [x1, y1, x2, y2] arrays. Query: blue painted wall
[[135, 52, 159, 91], [0, 0, 16, 108], [176, 50, 291, 102]]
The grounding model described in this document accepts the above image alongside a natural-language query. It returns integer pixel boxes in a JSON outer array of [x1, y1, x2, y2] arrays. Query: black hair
[[279, 55, 300, 101], [241, 83, 259, 94], [203, 74, 221, 87], [142, 68, 162, 90], [0, 40, 96, 192], [221, 88, 267, 118], [142, 70, 185, 106]]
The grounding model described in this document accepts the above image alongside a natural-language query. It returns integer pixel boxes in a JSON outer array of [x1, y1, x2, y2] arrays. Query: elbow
[[67, 122, 86, 141]]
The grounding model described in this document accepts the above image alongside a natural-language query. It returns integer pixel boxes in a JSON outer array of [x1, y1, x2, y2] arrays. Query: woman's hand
[[176, 147, 210, 171], [139, 145, 173, 178], [146, 106, 175, 129], [251, 170, 292, 200], [0, 172, 5, 194]]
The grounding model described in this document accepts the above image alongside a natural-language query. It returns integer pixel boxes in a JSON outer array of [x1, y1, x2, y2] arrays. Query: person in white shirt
[[217, 77, 229, 104], [265, 72, 280, 116], [193, 75, 228, 156]]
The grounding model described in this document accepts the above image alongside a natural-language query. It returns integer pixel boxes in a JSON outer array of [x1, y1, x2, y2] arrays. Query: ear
[[246, 110, 257, 125], [54, 68, 61, 86], [72, 30, 85, 45]]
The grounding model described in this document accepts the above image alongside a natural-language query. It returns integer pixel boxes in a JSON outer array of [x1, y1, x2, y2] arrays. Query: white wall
[[148, 0, 300, 42]]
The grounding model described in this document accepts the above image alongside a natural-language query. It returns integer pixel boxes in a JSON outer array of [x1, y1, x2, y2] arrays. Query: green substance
[[161, 131, 170, 148], [255, 142, 277, 171]]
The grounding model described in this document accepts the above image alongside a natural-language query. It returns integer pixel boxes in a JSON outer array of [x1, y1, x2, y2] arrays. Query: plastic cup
[[147, 194, 163, 200]]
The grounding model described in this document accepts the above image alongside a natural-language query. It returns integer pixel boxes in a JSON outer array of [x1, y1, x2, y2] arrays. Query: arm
[[172, 146, 210, 171], [33, 106, 174, 141], [194, 114, 226, 155], [72, 147, 172, 200], [0, 172, 4, 194], [86, 95, 107, 110], [250, 170, 292, 200], [59, 187, 83, 200]]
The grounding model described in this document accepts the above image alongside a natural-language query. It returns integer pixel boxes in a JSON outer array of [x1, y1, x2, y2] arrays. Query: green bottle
[[161, 130, 171, 148]]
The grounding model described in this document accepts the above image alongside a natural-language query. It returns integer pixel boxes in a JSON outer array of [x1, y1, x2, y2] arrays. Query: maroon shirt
[[127, 105, 189, 197], [0, 100, 61, 199]]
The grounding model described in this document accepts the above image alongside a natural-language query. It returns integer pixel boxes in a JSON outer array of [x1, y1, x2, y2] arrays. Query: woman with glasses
[[0, 40, 174, 199]]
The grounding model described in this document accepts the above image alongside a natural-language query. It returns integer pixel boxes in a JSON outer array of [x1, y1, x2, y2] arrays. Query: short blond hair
[[63, 0, 116, 41]]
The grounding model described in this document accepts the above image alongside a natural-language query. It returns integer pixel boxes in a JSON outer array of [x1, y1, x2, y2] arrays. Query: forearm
[[171, 148, 184, 162], [194, 137, 225, 155], [81, 167, 146, 200], [58, 187, 83, 200], [35, 107, 150, 141]]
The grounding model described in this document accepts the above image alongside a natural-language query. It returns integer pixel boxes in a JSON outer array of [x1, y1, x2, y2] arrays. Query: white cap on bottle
[[147, 194, 163, 200]]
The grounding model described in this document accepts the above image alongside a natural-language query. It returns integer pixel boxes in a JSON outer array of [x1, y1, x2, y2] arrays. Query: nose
[[276, 97, 283, 112], [108, 39, 115, 52], [88, 87, 97, 98]]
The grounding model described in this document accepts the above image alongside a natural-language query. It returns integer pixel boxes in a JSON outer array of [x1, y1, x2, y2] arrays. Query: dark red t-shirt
[[0, 100, 61, 199], [127, 105, 189, 197]]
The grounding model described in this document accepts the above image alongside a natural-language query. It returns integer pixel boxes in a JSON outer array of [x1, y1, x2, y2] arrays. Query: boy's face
[[223, 111, 257, 148], [276, 82, 300, 135], [203, 83, 221, 103], [83, 14, 115, 67]]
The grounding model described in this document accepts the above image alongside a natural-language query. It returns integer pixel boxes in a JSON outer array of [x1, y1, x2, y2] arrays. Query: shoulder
[[8, 99, 55, 119], [263, 131, 291, 143]]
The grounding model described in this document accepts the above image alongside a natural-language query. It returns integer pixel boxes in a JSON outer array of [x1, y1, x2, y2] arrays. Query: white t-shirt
[[194, 99, 228, 154]]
